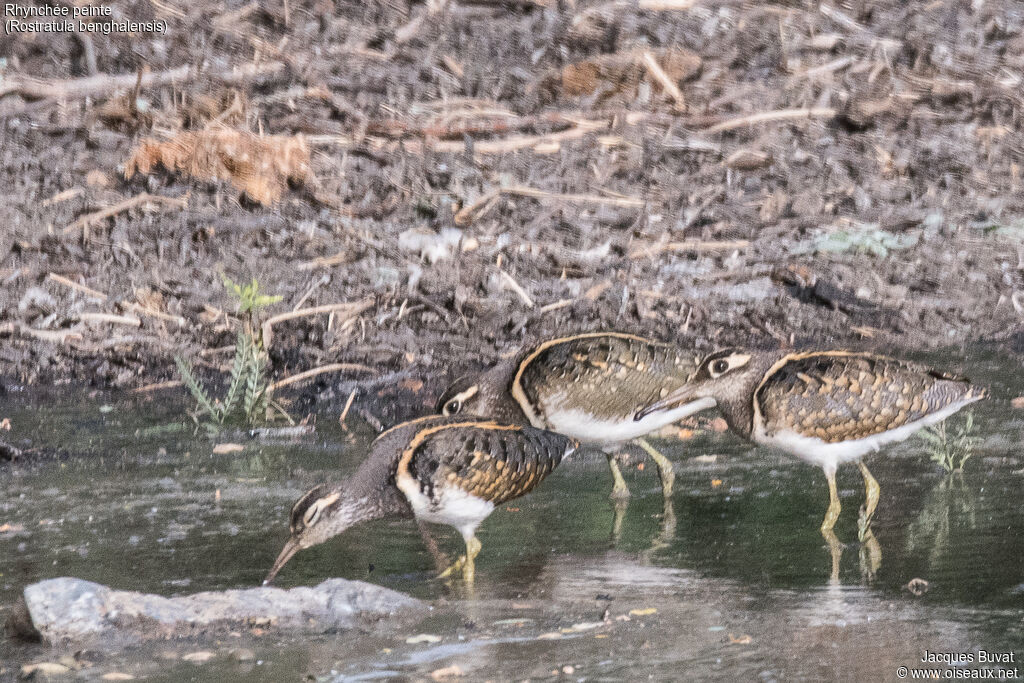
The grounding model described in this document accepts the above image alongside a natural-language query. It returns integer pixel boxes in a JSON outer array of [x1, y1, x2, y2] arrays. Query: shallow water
[[1, 350, 1022, 680]]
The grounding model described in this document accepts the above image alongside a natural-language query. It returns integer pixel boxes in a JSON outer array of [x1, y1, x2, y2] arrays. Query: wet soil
[[2, 0, 1024, 401]]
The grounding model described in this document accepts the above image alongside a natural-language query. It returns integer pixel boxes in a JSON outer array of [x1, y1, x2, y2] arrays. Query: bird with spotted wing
[[264, 415, 577, 585], [436, 332, 715, 502], [636, 349, 986, 559]]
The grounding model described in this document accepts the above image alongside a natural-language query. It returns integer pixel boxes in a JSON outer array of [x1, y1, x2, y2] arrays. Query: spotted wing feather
[[515, 334, 696, 423], [756, 353, 985, 443], [407, 424, 576, 506]]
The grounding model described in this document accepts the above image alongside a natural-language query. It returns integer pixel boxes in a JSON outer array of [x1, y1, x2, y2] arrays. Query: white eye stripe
[[303, 502, 323, 527], [707, 353, 751, 377], [303, 492, 340, 527], [451, 386, 479, 404]]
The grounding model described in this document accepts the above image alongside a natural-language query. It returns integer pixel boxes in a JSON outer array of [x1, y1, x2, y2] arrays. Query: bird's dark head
[[435, 362, 523, 422], [263, 484, 368, 585]]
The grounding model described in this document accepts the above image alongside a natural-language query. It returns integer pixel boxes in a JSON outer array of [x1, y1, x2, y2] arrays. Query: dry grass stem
[[339, 388, 357, 429], [46, 273, 108, 300], [499, 270, 536, 308], [629, 239, 751, 259], [133, 380, 185, 393], [704, 108, 837, 134], [261, 297, 374, 350], [77, 312, 142, 327], [268, 363, 375, 392], [63, 193, 189, 236], [641, 51, 686, 109]]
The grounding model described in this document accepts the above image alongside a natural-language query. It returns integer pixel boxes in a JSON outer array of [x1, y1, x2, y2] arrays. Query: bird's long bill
[[263, 538, 301, 585], [635, 387, 700, 421]]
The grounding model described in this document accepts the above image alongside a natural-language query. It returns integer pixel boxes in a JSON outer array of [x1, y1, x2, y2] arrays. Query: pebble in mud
[[229, 648, 256, 662]]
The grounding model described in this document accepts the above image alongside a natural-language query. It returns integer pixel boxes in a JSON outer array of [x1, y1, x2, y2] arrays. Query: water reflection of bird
[[435, 332, 715, 503], [264, 415, 576, 585], [636, 349, 986, 575]]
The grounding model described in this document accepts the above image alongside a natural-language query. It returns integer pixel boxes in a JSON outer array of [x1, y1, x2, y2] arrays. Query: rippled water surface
[[1, 350, 1022, 680]]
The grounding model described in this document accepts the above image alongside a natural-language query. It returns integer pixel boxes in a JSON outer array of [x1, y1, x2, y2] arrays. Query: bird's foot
[[437, 555, 467, 580]]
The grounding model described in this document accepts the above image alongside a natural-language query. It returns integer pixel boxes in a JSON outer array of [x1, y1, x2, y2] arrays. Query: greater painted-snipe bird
[[435, 332, 715, 501], [264, 415, 577, 585], [635, 349, 986, 547]]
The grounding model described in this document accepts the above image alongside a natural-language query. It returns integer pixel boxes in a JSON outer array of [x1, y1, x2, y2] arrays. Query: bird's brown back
[[755, 352, 985, 442], [396, 418, 576, 506], [513, 333, 697, 424]]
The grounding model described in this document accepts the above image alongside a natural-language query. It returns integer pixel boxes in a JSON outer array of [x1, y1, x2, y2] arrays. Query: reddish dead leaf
[[728, 633, 753, 644], [676, 428, 695, 440], [561, 48, 702, 100], [711, 479, 723, 488], [125, 128, 310, 205], [401, 378, 425, 393]]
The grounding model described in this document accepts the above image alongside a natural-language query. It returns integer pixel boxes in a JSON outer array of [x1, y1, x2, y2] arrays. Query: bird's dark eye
[[712, 359, 729, 374], [444, 400, 461, 415]]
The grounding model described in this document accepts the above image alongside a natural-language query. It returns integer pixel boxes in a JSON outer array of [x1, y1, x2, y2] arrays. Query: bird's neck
[[717, 398, 755, 439]]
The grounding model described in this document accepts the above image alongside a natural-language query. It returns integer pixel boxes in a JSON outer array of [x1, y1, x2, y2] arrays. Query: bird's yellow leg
[[606, 452, 631, 500], [821, 468, 842, 534], [857, 461, 880, 543], [819, 468, 844, 583], [437, 535, 482, 583], [635, 438, 675, 499], [463, 535, 481, 584]]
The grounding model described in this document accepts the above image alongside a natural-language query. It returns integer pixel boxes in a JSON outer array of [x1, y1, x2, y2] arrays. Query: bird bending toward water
[[636, 349, 986, 558], [436, 332, 715, 502], [264, 415, 576, 585]]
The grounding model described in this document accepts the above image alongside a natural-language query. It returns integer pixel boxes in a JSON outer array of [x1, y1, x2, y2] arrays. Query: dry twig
[[268, 363, 375, 392], [63, 193, 188, 236], [261, 298, 374, 350], [629, 239, 750, 259], [77, 312, 142, 327], [703, 108, 837, 134], [46, 273, 108, 300], [641, 51, 687, 109]]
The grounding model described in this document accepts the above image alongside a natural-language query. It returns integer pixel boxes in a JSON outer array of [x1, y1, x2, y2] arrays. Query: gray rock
[[12, 577, 426, 644]]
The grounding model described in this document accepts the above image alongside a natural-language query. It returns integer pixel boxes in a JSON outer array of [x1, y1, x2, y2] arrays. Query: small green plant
[[797, 223, 918, 258], [918, 411, 980, 474], [175, 277, 283, 429]]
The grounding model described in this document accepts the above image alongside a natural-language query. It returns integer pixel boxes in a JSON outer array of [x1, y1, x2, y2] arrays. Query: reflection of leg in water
[[417, 520, 449, 573], [610, 497, 628, 546], [640, 496, 678, 563], [859, 528, 882, 581], [824, 527, 843, 585], [857, 461, 881, 543]]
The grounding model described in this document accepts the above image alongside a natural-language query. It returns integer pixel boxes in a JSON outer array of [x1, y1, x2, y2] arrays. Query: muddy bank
[[2, 0, 1024, 397]]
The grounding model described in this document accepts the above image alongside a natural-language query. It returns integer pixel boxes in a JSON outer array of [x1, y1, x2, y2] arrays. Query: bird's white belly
[[396, 471, 494, 539], [544, 397, 717, 446], [755, 397, 979, 474]]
